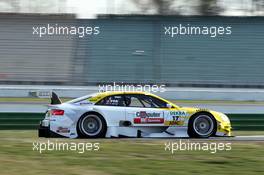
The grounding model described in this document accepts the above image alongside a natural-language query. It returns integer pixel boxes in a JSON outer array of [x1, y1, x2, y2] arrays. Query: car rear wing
[[50, 92, 62, 105]]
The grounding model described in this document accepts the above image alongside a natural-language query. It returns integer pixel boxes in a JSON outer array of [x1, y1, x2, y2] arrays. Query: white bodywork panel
[[43, 102, 226, 138], [106, 126, 189, 138]]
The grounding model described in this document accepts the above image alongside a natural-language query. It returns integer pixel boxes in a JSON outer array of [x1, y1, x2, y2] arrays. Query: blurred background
[[0, 0, 264, 130], [0, 3, 264, 175], [0, 0, 263, 87]]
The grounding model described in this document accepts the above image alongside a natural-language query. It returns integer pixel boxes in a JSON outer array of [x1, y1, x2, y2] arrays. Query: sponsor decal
[[164, 120, 184, 126], [169, 111, 187, 116], [79, 102, 93, 105], [165, 111, 187, 126], [134, 111, 163, 124], [196, 108, 209, 112], [134, 117, 164, 124], [56, 127, 70, 133], [136, 111, 161, 118]]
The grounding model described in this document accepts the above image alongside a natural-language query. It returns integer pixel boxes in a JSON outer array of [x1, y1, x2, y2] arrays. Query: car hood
[[178, 106, 228, 124]]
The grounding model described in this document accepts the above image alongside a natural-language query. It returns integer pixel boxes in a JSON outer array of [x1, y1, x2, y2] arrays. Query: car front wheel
[[188, 113, 216, 138]]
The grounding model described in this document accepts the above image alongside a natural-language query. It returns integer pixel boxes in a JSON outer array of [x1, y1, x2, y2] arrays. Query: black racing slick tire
[[188, 113, 217, 138], [77, 113, 107, 138]]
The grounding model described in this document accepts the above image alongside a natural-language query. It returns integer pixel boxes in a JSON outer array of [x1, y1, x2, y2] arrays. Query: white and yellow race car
[[39, 91, 231, 138]]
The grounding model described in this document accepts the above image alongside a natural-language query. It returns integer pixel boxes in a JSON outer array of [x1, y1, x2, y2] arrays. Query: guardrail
[[0, 113, 42, 130], [229, 114, 264, 131], [0, 113, 263, 131]]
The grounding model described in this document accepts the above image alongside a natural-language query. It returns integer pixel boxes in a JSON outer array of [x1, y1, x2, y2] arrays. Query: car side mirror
[[166, 103, 173, 108]]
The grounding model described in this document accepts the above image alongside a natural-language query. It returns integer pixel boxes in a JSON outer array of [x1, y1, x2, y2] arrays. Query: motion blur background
[[0, 0, 264, 87], [1, 0, 264, 130], [0, 2, 264, 175]]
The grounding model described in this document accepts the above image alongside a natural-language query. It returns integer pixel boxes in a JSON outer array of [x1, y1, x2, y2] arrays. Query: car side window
[[147, 96, 168, 108], [125, 95, 145, 107], [124, 94, 168, 108], [96, 95, 125, 106]]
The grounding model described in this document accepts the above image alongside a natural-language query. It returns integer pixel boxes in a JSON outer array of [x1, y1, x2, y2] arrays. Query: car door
[[124, 94, 166, 126], [94, 94, 126, 126]]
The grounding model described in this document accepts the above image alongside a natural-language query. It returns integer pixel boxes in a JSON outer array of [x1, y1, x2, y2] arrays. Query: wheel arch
[[78, 111, 106, 124], [188, 111, 216, 125]]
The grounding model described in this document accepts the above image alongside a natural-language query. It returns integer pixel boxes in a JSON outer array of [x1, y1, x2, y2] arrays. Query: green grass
[[233, 130, 264, 136], [0, 130, 264, 175]]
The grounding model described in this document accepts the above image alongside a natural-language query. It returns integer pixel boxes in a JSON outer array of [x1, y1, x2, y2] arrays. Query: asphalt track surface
[[0, 103, 47, 113], [129, 136, 264, 141], [68, 136, 264, 141], [1, 102, 264, 113]]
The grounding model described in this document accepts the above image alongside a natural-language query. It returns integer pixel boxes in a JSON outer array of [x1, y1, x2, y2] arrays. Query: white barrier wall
[[1, 85, 264, 101]]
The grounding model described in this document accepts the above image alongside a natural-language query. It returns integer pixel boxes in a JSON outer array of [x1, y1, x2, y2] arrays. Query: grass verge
[[0, 130, 263, 175]]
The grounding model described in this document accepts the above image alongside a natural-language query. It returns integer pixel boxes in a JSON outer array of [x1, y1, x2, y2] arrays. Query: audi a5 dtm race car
[[39, 91, 231, 138]]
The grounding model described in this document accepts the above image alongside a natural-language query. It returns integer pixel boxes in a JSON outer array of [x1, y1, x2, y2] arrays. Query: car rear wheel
[[188, 113, 216, 138], [78, 113, 107, 138]]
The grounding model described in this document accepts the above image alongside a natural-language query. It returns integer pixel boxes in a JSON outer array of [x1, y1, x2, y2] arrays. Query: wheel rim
[[193, 115, 214, 136], [81, 115, 102, 136]]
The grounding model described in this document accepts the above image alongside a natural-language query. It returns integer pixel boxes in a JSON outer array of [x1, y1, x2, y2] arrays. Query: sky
[[67, 0, 140, 18], [0, 0, 262, 18], [67, 0, 263, 18]]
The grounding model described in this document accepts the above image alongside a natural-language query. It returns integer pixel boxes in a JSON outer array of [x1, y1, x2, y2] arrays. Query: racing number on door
[[165, 111, 187, 126]]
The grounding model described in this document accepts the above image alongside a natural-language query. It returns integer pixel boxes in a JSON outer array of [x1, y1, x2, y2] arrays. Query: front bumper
[[216, 122, 232, 136]]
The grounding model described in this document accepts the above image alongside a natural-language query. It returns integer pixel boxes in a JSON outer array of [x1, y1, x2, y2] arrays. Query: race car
[[38, 91, 231, 138]]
